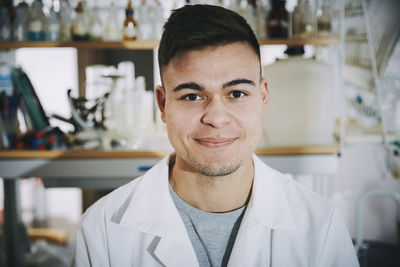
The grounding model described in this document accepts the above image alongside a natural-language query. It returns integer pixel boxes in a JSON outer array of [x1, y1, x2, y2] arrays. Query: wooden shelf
[[256, 145, 339, 155], [0, 37, 339, 50], [0, 145, 339, 159], [0, 40, 159, 50], [259, 37, 339, 46]]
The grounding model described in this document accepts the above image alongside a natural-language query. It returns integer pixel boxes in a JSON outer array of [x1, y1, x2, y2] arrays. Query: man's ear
[[260, 78, 269, 115], [155, 85, 167, 122]]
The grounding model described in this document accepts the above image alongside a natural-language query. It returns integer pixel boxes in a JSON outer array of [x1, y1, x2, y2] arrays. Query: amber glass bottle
[[266, 0, 288, 38], [123, 0, 137, 40]]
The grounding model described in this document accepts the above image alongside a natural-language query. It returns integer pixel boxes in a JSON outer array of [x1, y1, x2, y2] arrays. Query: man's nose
[[200, 97, 232, 128]]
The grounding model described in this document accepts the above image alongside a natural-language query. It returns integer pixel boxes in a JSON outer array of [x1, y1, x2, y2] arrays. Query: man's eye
[[182, 93, 201, 101], [229, 90, 246, 99]]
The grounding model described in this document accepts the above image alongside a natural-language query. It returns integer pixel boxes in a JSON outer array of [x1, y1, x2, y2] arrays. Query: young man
[[74, 5, 359, 267]]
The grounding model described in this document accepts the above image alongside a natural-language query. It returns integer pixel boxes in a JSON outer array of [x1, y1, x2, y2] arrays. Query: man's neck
[[169, 155, 254, 213]]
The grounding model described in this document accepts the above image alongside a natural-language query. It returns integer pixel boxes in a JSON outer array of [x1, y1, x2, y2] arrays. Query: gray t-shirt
[[169, 184, 246, 267]]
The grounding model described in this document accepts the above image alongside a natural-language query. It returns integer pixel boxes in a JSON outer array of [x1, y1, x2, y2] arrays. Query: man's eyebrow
[[173, 82, 204, 92], [223, 79, 255, 88]]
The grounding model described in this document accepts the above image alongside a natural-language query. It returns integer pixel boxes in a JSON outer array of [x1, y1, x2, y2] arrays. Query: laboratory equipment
[[123, 0, 137, 40], [12, 6, 27, 41], [26, 0, 47, 41], [60, 0, 73, 41], [262, 46, 335, 146], [292, 0, 315, 38], [104, 3, 122, 41], [0, 7, 11, 41], [71, 1, 90, 41], [89, 4, 103, 41], [266, 0, 288, 38], [47, 1, 61, 41]]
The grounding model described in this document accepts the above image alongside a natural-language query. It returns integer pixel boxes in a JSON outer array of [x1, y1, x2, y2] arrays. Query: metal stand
[[3, 178, 28, 267]]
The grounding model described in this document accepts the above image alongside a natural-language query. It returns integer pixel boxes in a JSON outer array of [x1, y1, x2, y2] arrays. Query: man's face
[[156, 42, 269, 177]]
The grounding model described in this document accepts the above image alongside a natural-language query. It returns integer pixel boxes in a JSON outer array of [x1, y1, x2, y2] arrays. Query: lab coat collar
[[112, 154, 199, 266], [114, 154, 184, 236], [115, 153, 294, 232]]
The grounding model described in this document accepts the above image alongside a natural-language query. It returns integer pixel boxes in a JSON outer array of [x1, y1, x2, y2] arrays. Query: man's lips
[[193, 137, 237, 148]]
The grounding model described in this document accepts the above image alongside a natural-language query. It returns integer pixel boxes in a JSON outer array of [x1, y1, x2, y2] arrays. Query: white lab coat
[[73, 154, 359, 267]]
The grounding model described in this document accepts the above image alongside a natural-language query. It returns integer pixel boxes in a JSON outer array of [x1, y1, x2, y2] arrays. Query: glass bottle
[[245, 0, 257, 34], [317, 0, 332, 37], [230, 0, 245, 17], [47, 1, 61, 41], [89, 5, 103, 41], [138, 4, 153, 40], [123, 0, 137, 40], [26, 0, 47, 41], [256, 0, 269, 39], [292, 0, 315, 38], [266, 0, 288, 38], [71, 1, 90, 41], [12, 5, 28, 41], [0, 7, 11, 41], [153, 1, 164, 40], [60, 0, 73, 41], [104, 4, 122, 41]]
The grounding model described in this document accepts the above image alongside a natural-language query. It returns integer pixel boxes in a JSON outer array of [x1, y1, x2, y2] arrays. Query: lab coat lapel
[[228, 155, 295, 266], [112, 155, 199, 267]]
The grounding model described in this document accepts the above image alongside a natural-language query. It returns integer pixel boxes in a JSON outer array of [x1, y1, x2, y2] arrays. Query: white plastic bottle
[[262, 46, 335, 146]]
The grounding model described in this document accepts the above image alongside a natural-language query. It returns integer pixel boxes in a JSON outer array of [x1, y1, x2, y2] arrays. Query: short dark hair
[[158, 4, 261, 77]]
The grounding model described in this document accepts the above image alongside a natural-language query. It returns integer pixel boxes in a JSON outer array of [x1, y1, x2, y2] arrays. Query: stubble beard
[[189, 158, 241, 177]]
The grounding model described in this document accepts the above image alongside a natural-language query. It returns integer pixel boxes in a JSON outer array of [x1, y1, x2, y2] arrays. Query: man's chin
[[190, 160, 241, 177]]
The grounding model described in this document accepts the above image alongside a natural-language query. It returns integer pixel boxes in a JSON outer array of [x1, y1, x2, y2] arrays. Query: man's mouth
[[193, 137, 238, 148]]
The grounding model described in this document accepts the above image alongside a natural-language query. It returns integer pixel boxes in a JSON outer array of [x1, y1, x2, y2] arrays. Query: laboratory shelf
[[259, 37, 339, 46], [0, 40, 159, 50], [0, 145, 340, 187], [0, 37, 339, 50], [0, 145, 339, 159]]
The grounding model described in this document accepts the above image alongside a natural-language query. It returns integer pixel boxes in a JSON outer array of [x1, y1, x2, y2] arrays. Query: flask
[[0, 7, 11, 41], [292, 0, 315, 38], [123, 0, 137, 40], [71, 1, 90, 41], [317, 0, 332, 37], [266, 0, 288, 38], [60, 0, 73, 41], [47, 1, 61, 41], [26, 0, 47, 41]]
